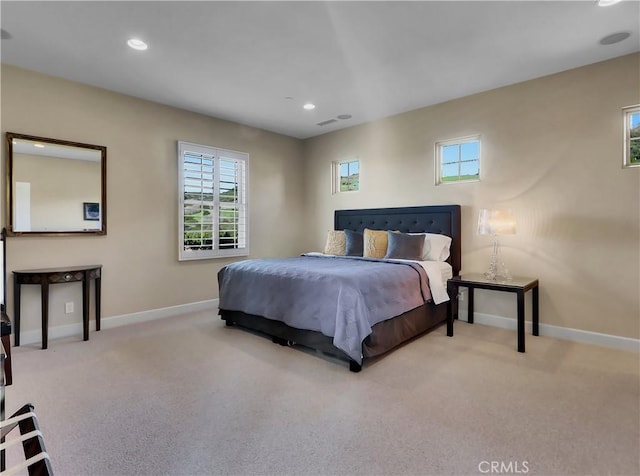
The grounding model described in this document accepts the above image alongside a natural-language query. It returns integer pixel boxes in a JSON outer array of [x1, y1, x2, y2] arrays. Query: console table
[[13, 265, 102, 349]]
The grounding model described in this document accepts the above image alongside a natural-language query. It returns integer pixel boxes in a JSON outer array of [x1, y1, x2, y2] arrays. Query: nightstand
[[447, 273, 539, 352]]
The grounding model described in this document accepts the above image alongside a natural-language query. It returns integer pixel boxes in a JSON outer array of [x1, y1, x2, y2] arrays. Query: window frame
[[178, 141, 249, 261], [332, 158, 360, 194], [435, 135, 481, 185], [623, 105, 640, 169]]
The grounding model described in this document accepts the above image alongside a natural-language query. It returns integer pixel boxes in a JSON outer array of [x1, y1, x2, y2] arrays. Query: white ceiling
[[1, 1, 639, 139]]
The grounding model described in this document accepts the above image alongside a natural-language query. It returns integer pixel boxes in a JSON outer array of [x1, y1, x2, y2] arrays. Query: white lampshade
[[477, 209, 517, 236]]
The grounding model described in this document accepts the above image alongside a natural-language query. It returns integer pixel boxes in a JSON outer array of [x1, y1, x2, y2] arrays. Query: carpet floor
[[3, 310, 639, 476]]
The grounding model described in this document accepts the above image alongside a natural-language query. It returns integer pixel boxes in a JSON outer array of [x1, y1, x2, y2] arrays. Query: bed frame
[[219, 205, 461, 372]]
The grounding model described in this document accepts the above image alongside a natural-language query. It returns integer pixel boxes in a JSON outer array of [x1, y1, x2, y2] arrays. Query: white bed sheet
[[414, 260, 453, 304], [382, 258, 452, 304]]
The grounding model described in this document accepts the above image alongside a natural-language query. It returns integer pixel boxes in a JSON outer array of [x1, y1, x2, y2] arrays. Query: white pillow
[[407, 233, 451, 261], [423, 233, 452, 261]]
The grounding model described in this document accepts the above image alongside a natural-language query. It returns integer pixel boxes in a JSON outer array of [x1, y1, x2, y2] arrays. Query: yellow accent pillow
[[324, 230, 346, 255], [363, 228, 388, 258]]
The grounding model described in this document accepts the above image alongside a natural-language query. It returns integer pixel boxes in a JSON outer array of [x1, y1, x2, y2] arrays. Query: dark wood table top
[[13, 265, 102, 274]]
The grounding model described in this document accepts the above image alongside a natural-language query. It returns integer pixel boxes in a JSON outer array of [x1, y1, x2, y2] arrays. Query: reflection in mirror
[[6, 132, 107, 236]]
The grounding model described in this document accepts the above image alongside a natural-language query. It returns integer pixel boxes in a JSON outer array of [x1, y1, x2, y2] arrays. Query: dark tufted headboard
[[334, 205, 461, 277]]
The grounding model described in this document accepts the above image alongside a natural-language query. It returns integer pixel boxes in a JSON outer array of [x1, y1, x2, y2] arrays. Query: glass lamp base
[[485, 237, 512, 281], [484, 271, 512, 282]]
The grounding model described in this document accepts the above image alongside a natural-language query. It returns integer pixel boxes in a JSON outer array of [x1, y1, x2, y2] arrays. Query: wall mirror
[[5, 132, 107, 236]]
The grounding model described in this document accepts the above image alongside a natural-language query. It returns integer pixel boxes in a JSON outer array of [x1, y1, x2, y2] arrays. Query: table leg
[[95, 276, 101, 332], [445, 281, 453, 336], [41, 282, 49, 350], [82, 271, 90, 341], [532, 285, 539, 336], [2, 333, 12, 385], [517, 290, 525, 353], [468, 286, 474, 324], [0, 382, 4, 472], [13, 278, 21, 347]]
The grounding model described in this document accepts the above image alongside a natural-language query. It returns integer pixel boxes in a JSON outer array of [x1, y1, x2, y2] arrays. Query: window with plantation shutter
[[178, 141, 249, 260], [623, 105, 640, 168]]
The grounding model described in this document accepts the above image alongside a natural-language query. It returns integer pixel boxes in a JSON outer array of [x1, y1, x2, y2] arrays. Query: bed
[[218, 205, 461, 372]]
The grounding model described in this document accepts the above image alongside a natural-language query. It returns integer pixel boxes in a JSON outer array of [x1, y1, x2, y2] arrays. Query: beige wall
[[1, 65, 306, 333], [3, 54, 639, 341], [302, 53, 640, 339]]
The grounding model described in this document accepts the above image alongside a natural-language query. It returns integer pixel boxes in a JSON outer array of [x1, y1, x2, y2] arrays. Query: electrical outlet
[[65, 302, 74, 314]]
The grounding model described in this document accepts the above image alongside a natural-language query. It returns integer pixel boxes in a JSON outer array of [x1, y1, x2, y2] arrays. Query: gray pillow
[[344, 229, 363, 256], [384, 231, 425, 260]]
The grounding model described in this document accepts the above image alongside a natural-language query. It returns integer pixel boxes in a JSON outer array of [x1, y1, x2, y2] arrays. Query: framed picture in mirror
[[83, 202, 100, 221]]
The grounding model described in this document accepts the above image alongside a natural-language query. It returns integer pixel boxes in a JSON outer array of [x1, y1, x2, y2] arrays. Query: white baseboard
[[15, 299, 220, 347], [457, 310, 640, 352], [15, 299, 638, 353]]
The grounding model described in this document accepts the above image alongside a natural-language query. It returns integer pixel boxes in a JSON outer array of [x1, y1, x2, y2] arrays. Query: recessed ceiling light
[[599, 31, 631, 45], [337, 114, 352, 120], [597, 0, 623, 6], [303, 103, 316, 110], [34, 143, 45, 148], [127, 38, 148, 51]]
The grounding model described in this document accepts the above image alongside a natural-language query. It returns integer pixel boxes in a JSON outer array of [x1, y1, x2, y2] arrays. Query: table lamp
[[477, 209, 516, 281]]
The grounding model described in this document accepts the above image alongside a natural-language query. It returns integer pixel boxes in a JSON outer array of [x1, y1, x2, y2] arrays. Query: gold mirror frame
[[5, 132, 107, 236]]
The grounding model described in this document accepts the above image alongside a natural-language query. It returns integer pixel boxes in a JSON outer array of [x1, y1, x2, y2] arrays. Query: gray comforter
[[218, 255, 432, 364]]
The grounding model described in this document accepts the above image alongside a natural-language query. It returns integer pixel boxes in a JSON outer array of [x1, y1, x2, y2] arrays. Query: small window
[[178, 141, 249, 260], [435, 135, 480, 184], [623, 105, 640, 168], [333, 159, 360, 193]]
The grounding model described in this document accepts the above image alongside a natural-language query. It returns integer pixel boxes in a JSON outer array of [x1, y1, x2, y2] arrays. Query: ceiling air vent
[[317, 119, 338, 126]]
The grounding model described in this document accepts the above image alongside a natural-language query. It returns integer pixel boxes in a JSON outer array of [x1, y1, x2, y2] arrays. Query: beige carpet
[[3, 310, 639, 476]]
